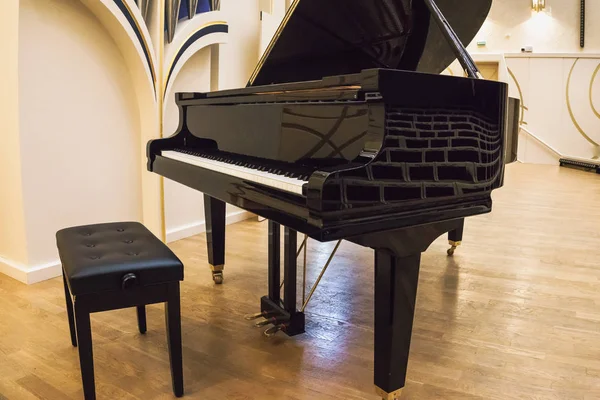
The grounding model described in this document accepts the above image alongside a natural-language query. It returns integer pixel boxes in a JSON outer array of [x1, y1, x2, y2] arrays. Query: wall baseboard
[[166, 210, 255, 243], [0, 257, 61, 285], [0, 211, 255, 285], [0, 257, 28, 283]]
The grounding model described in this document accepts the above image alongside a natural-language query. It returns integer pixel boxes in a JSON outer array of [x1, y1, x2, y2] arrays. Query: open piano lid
[[248, 0, 492, 87]]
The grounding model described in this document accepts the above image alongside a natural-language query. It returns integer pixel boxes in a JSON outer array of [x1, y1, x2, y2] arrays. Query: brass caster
[[447, 240, 461, 256], [212, 271, 224, 284], [375, 386, 403, 400]]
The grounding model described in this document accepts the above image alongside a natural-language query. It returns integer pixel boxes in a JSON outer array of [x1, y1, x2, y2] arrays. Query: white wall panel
[[19, 0, 142, 266], [469, 0, 600, 53]]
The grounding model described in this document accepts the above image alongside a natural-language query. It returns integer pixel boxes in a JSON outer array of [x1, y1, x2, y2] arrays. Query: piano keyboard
[[161, 149, 309, 195]]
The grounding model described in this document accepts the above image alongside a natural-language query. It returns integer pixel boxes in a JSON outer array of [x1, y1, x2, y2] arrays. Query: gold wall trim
[[589, 63, 600, 119], [121, 0, 157, 87], [163, 20, 228, 96], [507, 67, 528, 126], [566, 59, 600, 147], [160, 0, 166, 242]]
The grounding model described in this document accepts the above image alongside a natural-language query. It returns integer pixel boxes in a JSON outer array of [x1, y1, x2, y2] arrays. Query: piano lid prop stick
[[301, 240, 342, 312], [422, 0, 482, 79]]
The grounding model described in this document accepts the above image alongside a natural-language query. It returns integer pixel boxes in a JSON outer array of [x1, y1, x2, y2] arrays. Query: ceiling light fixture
[[532, 0, 546, 12]]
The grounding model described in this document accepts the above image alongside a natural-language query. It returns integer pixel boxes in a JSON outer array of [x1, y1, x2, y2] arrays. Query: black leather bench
[[56, 221, 184, 400]]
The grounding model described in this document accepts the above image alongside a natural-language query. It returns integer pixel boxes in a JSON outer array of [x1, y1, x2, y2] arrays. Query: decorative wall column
[[0, 0, 29, 281]]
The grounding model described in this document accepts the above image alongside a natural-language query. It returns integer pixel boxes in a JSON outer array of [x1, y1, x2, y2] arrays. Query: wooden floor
[[2, 163, 600, 399]]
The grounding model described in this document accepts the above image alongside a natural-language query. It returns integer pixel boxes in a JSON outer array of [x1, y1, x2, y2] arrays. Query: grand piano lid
[[248, 0, 492, 87]]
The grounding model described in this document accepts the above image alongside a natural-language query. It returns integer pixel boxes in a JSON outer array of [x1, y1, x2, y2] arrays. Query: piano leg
[[373, 250, 420, 400], [447, 218, 465, 256], [350, 219, 462, 399], [204, 195, 226, 284]]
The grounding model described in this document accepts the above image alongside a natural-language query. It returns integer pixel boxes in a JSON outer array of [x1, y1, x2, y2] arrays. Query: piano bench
[[56, 221, 184, 400]]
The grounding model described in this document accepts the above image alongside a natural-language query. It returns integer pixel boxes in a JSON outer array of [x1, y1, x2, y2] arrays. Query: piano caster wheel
[[447, 240, 460, 256], [212, 271, 224, 284]]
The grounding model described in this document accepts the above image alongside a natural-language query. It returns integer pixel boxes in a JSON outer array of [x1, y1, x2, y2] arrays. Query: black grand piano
[[148, 0, 519, 398]]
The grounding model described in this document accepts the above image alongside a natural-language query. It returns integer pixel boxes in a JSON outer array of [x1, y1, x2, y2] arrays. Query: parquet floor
[[1, 163, 600, 399]]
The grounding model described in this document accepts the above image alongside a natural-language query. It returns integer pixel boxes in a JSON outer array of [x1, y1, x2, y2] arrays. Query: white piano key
[[161, 150, 307, 195]]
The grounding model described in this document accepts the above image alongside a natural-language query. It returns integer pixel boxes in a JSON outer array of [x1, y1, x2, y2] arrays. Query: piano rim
[[150, 154, 494, 242]]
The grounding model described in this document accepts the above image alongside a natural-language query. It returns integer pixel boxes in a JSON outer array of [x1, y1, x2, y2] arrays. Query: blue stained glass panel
[[197, 0, 210, 13], [178, 2, 188, 20], [178, 0, 210, 20]]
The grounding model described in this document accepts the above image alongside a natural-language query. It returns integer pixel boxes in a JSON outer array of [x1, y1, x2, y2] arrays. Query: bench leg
[[137, 306, 147, 334], [63, 272, 77, 347], [74, 300, 96, 400], [165, 282, 184, 397]]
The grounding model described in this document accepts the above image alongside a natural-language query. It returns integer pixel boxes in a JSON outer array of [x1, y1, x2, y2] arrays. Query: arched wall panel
[[4, 0, 242, 282], [79, 0, 164, 239], [18, 0, 143, 270]]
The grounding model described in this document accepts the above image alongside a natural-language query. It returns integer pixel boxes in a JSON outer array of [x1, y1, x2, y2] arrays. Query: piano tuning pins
[[165, 0, 181, 43], [187, 0, 198, 19]]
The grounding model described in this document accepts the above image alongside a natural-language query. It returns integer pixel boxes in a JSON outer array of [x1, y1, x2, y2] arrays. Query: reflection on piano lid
[[249, 0, 492, 86]]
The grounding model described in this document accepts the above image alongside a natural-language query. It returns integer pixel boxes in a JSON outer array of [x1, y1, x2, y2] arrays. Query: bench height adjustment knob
[[121, 273, 138, 290]]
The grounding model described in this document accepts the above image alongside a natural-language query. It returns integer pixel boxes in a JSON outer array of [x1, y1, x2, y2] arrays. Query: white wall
[[0, 0, 29, 268], [506, 55, 600, 162], [469, 0, 600, 53], [218, 0, 261, 89], [456, 0, 600, 163], [18, 0, 142, 267], [259, 0, 287, 58]]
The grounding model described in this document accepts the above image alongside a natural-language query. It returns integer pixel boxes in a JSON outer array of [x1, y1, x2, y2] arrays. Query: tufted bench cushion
[[56, 221, 183, 296]]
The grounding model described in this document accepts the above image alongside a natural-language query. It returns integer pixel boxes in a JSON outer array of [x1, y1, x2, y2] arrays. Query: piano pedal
[[254, 316, 285, 328], [264, 324, 286, 337], [244, 312, 268, 321], [254, 319, 275, 328], [447, 240, 461, 256]]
